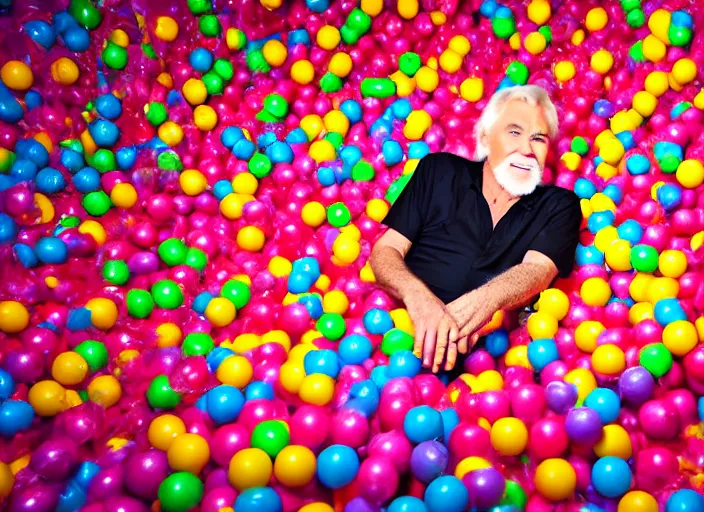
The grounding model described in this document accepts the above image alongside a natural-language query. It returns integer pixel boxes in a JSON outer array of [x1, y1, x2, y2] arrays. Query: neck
[[482, 160, 518, 205]]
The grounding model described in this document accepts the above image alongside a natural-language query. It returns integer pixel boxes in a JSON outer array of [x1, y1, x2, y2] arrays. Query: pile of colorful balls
[[1, 0, 704, 511]]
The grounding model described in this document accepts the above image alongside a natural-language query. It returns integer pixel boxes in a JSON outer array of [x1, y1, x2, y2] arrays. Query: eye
[[509, 130, 520, 136], [532, 136, 547, 144]]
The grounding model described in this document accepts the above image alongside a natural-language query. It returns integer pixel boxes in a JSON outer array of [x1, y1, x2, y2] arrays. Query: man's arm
[[369, 229, 427, 302]]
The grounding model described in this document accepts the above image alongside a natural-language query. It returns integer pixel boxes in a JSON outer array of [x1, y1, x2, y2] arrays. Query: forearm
[[474, 262, 555, 312], [369, 245, 431, 301]]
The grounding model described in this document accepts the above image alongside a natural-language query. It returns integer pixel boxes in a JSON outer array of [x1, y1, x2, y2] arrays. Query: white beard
[[491, 154, 543, 197]]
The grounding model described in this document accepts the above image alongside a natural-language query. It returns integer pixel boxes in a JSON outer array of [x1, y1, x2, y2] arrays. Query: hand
[[446, 290, 497, 351]]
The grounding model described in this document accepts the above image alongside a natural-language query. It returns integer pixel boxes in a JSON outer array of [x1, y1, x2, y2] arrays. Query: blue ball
[[363, 308, 394, 335], [441, 408, 459, 444], [485, 329, 509, 357], [17, 139, 49, 167], [292, 257, 320, 279], [72, 461, 101, 490], [591, 456, 632, 498], [340, 145, 363, 169], [347, 379, 380, 417], [235, 487, 282, 512], [206, 385, 245, 425], [0, 400, 35, 437], [66, 307, 92, 331], [587, 211, 615, 234], [616, 219, 643, 245], [61, 149, 85, 172], [574, 177, 597, 199], [52, 11, 79, 34], [340, 100, 363, 124], [667, 490, 704, 512], [206, 347, 235, 373], [408, 141, 430, 160], [494, 5, 512, 19], [654, 298, 687, 326], [657, 184, 682, 212], [389, 496, 428, 512], [0, 368, 14, 400], [35, 236, 68, 264], [36, 167, 66, 194], [57, 481, 87, 512], [285, 127, 307, 145], [25, 90, 43, 111], [496, 76, 516, 91], [370, 365, 390, 389], [338, 334, 373, 365], [391, 99, 413, 120], [257, 131, 277, 149], [189, 48, 213, 72], [370, 118, 392, 140], [593, 99, 614, 119], [527, 338, 559, 372], [672, 10, 693, 28], [424, 475, 469, 512], [0, 95, 24, 123], [25, 20, 57, 49], [383, 140, 404, 166], [221, 126, 245, 149], [116, 146, 137, 170], [575, 244, 605, 266], [73, 167, 101, 193], [317, 166, 336, 187], [0, 174, 17, 192], [584, 388, 621, 424], [213, 179, 233, 200], [0, 212, 17, 244], [479, 0, 498, 18], [298, 294, 323, 319], [62, 27, 90, 52], [626, 154, 651, 175], [14, 243, 37, 268], [287, 28, 310, 47], [233, 138, 256, 160], [615, 131, 635, 151], [192, 291, 213, 314], [11, 159, 39, 181], [266, 141, 294, 164], [654, 141, 683, 161], [287, 271, 314, 294], [246, 381, 274, 401], [699, 396, 704, 422], [95, 93, 123, 120], [306, 0, 329, 13], [304, 349, 340, 378], [89, 119, 120, 147], [404, 405, 444, 444], [388, 350, 422, 378], [317, 445, 360, 489]]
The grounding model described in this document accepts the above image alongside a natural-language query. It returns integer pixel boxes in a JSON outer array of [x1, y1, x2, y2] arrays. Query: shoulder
[[534, 184, 581, 213], [415, 151, 480, 182]]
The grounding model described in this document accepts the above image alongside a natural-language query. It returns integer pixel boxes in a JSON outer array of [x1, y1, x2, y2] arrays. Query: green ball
[[324, 132, 344, 150], [620, 0, 640, 12], [126, 289, 154, 319], [246, 50, 270, 73], [185, 247, 208, 271], [228, 29, 247, 50], [492, 16, 516, 40], [151, 280, 184, 309], [202, 71, 223, 95], [506, 61, 529, 85], [630, 244, 659, 272], [102, 260, 129, 285], [213, 59, 234, 81], [660, 154, 681, 174], [327, 202, 351, 228], [626, 8, 645, 28], [60, 216, 81, 228], [319, 72, 343, 93], [147, 375, 181, 409], [199, 14, 221, 37], [251, 420, 290, 458], [249, 152, 272, 178], [92, 149, 116, 172], [187, 0, 211, 14], [316, 312, 346, 341], [346, 8, 371, 34], [385, 172, 413, 205], [263, 94, 289, 119], [74, 340, 108, 372], [501, 480, 528, 509], [668, 25, 692, 47], [629, 41, 645, 62], [182, 333, 215, 356], [339, 24, 361, 45], [102, 42, 128, 70], [537, 25, 552, 44], [146, 102, 168, 126], [639, 343, 673, 377], [399, 52, 422, 77], [221, 279, 251, 309], [158, 151, 183, 171], [351, 160, 374, 181], [571, 136, 589, 156], [68, 0, 102, 30], [158, 238, 188, 266], [83, 190, 112, 217], [158, 472, 204, 512], [381, 328, 414, 356]]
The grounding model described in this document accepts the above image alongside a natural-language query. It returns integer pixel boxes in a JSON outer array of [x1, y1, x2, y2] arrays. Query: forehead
[[494, 99, 549, 134]]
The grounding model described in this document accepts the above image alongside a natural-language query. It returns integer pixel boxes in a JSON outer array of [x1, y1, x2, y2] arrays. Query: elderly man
[[370, 85, 582, 374]]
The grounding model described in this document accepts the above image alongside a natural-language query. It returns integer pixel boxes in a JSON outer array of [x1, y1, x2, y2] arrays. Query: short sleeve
[[528, 192, 583, 278], [381, 154, 434, 243]]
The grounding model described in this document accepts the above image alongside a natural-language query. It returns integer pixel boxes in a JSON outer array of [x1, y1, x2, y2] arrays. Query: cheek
[[534, 144, 549, 165]]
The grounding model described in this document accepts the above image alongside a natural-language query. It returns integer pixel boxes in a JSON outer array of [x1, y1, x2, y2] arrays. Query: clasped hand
[[405, 289, 496, 373]]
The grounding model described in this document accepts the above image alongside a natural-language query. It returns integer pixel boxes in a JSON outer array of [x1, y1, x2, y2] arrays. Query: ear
[[479, 130, 488, 149]]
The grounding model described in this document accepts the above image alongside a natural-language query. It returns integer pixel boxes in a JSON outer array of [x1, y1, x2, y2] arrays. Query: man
[[370, 85, 582, 374]]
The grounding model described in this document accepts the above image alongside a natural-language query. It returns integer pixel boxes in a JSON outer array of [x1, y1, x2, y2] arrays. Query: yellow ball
[[591, 195, 617, 216], [585, 7, 608, 31], [182, 78, 208, 106], [554, 61, 576, 82], [526, 311, 559, 340], [504, 345, 532, 370], [575, 320, 605, 353], [477, 370, 503, 391], [415, 66, 439, 93], [629, 302, 654, 325], [629, 273, 654, 302], [154, 16, 179, 41], [527, 0, 551, 25], [156, 323, 182, 348], [648, 9, 671, 44], [274, 445, 317, 487], [232, 172, 258, 195], [269, 256, 293, 278], [658, 250, 687, 278], [280, 363, 306, 393], [594, 424, 633, 459], [632, 90, 658, 118], [360, 0, 383, 16], [317, 25, 341, 50], [328, 52, 353, 78], [51, 57, 79, 85], [460, 77, 483, 102], [439, 49, 463, 73], [646, 277, 679, 303], [299, 374, 335, 405], [332, 234, 361, 265], [390, 70, 416, 97], [260, 0, 282, 10], [1, 60, 33, 91], [158, 121, 184, 147], [0, 461, 13, 501], [365, 198, 389, 222], [509, 32, 521, 51], [291, 60, 315, 84], [695, 89, 704, 110], [110, 183, 138, 209], [109, 29, 129, 47], [220, 193, 249, 220], [644, 71, 669, 97], [323, 290, 349, 315], [85, 297, 118, 330], [288, 344, 316, 363], [390, 308, 413, 335], [676, 159, 704, 189], [231, 333, 261, 353], [535, 459, 576, 501], [237, 225, 266, 251], [618, 491, 658, 512], [642, 35, 666, 63], [261, 330, 291, 352], [564, 368, 597, 404], [299, 504, 334, 512], [605, 239, 633, 271], [490, 417, 528, 456], [448, 35, 471, 56], [228, 447, 272, 491], [592, 344, 626, 376], [217, 355, 253, 388], [598, 138, 624, 165], [77, 219, 106, 246], [205, 297, 237, 328], [193, 105, 217, 131], [302, 201, 327, 227], [0, 300, 29, 333], [324, 110, 350, 136], [28, 380, 66, 416], [180, 169, 208, 196], [309, 139, 337, 164], [51, 352, 89, 386], [454, 456, 492, 479], [167, 433, 210, 474], [591, 49, 614, 74], [404, 110, 432, 140], [262, 39, 287, 67], [581, 278, 611, 306], [398, 0, 419, 19], [226, 27, 247, 50], [88, 375, 122, 408], [536, 288, 570, 320], [663, 320, 698, 357], [300, 114, 324, 141], [524, 32, 547, 55]]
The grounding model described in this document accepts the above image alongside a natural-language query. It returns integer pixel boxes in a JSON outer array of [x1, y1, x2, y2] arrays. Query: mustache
[[505, 154, 540, 168]]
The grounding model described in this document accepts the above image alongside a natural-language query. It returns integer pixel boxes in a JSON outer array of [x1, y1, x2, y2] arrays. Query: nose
[[519, 135, 534, 157]]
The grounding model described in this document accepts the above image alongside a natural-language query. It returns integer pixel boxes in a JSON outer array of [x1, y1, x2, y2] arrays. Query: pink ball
[[357, 456, 399, 505], [638, 399, 680, 440], [635, 447, 679, 492], [663, 388, 698, 428], [510, 384, 546, 424], [414, 374, 446, 407], [366, 430, 413, 474], [289, 405, 331, 450], [448, 422, 491, 459], [464, 349, 496, 375], [123, 450, 169, 500], [330, 408, 370, 448], [201, 487, 238, 512], [210, 424, 250, 466], [529, 417, 568, 460]]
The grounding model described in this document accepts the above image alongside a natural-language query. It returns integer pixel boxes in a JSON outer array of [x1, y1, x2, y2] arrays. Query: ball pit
[[0, 0, 704, 511]]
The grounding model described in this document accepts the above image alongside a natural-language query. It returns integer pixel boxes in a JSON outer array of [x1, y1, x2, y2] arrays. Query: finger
[[445, 340, 458, 372], [413, 324, 425, 358], [433, 319, 449, 373], [470, 332, 480, 347], [458, 335, 469, 354], [422, 326, 438, 368], [449, 323, 459, 344]]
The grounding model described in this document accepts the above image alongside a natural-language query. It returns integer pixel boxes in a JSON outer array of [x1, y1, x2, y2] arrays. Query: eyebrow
[[507, 123, 550, 138]]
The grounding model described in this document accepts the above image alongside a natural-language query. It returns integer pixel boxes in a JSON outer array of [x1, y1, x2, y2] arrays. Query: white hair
[[473, 85, 559, 161]]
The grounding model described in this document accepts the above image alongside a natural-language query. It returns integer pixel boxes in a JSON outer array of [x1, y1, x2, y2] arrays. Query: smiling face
[[481, 99, 551, 196]]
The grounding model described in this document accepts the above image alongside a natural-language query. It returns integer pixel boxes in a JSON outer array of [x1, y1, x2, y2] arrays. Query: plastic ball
[[594, 424, 632, 460], [666, 489, 704, 512], [228, 448, 273, 491], [534, 459, 576, 501], [158, 472, 204, 512], [424, 475, 468, 512], [591, 456, 632, 498], [316, 444, 359, 489], [0, 300, 29, 333], [299, 374, 335, 405], [1, 60, 33, 90], [87, 374, 122, 407], [618, 491, 658, 512], [490, 417, 528, 456], [167, 433, 210, 474], [149, 414, 186, 451], [28, 380, 66, 416], [51, 351, 89, 386], [51, 57, 79, 84]]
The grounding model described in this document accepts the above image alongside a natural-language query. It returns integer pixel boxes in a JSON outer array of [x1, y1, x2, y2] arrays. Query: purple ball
[[123, 450, 169, 500], [462, 468, 506, 509], [409, 440, 449, 484], [619, 366, 655, 404], [9, 484, 61, 512], [565, 407, 603, 444], [102, 496, 150, 512], [4, 349, 44, 383], [344, 497, 378, 512], [88, 464, 124, 501], [545, 381, 578, 414], [201, 486, 238, 512], [30, 438, 78, 481]]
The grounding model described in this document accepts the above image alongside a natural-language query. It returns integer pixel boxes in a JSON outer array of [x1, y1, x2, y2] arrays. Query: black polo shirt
[[381, 152, 582, 304]]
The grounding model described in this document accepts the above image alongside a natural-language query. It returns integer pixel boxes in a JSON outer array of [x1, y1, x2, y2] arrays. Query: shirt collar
[[469, 160, 540, 210]]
